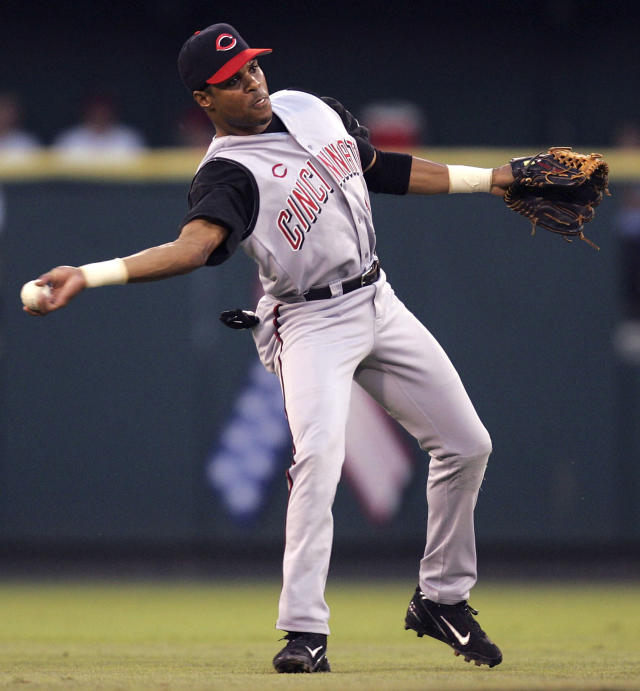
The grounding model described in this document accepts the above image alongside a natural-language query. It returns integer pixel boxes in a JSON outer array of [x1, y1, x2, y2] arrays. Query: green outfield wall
[[1, 152, 638, 553]]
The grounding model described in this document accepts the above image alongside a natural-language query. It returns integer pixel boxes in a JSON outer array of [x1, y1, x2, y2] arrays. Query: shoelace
[[460, 604, 489, 636]]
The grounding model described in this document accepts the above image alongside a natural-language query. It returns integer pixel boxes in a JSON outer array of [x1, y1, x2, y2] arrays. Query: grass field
[[1, 579, 639, 690]]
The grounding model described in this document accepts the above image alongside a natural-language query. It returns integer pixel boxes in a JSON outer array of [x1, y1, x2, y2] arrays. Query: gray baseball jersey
[[197, 90, 376, 300]]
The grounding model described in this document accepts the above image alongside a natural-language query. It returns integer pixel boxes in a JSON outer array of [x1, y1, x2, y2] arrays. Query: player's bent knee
[[434, 428, 492, 462], [471, 431, 492, 460], [465, 423, 492, 457]]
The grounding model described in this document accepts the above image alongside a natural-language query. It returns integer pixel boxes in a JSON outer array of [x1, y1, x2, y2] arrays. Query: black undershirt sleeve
[[181, 160, 256, 265], [363, 150, 413, 195]]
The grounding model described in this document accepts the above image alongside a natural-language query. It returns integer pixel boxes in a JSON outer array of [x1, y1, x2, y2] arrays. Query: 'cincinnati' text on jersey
[[277, 138, 362, 251]]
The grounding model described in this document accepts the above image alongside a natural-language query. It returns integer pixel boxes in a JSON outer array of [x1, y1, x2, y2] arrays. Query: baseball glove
[[504, 147, 610, 249]]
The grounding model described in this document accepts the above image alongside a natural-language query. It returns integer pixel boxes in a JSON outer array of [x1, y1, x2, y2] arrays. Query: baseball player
[[23, 23, 515, 673]]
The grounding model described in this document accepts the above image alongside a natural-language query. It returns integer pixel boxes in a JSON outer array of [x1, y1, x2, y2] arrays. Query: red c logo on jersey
[[272, 163, 288, 178], [215, 34, 237, 51]]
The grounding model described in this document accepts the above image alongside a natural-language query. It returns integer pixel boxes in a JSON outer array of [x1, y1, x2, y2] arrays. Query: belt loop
[[303, 261, 380, 301], [329, 280, 343, 297]]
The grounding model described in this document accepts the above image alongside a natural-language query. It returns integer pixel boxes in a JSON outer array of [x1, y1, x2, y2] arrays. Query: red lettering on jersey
[[319, 143, 351, 178], [291, 181, 321, 222], [345, 139, 362, 169], [299, 168, 328, 203], [316, 150, 344, 180], [307, 161, 334, 193], [277, 209, 304, 251], [275, 161, 335, 251], [337, 140, 359, 174], [287, 197, 310, 233]]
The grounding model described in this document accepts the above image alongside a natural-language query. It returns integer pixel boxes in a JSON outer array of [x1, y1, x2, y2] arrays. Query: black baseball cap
[[178, 23, 272, 91]]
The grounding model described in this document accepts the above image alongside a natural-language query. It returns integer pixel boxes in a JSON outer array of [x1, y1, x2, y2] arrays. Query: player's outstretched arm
[[22, 219, 228, 316], [407, 157, 513, 196], [121, 218, 228, 283]]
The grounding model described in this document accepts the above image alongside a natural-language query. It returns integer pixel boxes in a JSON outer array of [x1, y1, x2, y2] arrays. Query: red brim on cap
[[205, 48, 272, 85]]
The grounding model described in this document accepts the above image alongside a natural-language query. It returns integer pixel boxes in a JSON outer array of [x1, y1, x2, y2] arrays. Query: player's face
[[197, 60, 272, 136]]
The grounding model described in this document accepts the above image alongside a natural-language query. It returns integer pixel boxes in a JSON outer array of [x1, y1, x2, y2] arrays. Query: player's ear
[[193, 89, 215, 110]]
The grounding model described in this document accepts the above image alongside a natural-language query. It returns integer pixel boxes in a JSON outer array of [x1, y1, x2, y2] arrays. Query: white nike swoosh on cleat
[[440, 616, 470, 646], [305, 645, 323, 658]]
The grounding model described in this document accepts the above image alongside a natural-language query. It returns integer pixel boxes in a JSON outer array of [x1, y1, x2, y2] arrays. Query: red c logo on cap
[[216, 34, 237, 51]]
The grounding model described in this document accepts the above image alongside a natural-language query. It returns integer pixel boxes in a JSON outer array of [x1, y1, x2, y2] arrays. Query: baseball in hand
[[20, 280, 51, 311]]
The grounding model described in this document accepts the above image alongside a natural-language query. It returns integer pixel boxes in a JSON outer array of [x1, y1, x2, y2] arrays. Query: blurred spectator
[[0, 92, 40, 155], [359, 100, 426, 150], [613, 120, 640, 149], [54, 94, 145, 160], [175, 105, 213, 149]]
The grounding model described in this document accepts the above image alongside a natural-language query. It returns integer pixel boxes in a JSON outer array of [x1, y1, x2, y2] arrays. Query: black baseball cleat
[[272, 631, 330, 673], [405, 586, 502, 668]]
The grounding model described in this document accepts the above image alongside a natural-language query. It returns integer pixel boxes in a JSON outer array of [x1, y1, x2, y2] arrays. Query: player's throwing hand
[[22, 266, 87, 316]]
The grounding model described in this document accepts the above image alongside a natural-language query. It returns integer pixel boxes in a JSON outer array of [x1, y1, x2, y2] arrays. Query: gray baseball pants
[[254, 272, 491, 634]]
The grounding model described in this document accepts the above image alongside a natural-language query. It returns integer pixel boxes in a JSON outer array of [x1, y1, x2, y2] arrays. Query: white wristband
[[447, 165, 493, 194], [79, 258, 129, 287]]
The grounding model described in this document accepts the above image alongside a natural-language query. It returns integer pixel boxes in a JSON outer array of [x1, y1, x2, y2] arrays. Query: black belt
[[303, 261, 380, 301]]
